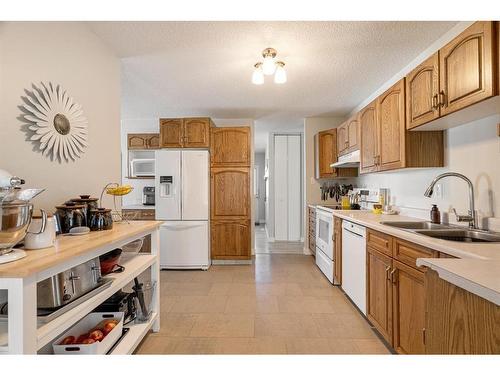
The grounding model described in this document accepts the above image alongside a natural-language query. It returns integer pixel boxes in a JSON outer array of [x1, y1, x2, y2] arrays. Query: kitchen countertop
[[0, 221, 162, 278], [330, 210, 500, 305], [122, 204, 155, 210]]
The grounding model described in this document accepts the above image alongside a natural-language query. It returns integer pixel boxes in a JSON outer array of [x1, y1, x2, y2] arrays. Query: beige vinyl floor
[[136, 252, 390, 354]]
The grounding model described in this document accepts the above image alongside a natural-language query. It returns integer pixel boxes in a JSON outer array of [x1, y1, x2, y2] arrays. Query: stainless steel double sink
[[380, 221, 500, 243]]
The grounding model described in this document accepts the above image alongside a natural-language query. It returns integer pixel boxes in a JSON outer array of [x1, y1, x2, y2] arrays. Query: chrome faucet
[[424, 172, 477, 229]]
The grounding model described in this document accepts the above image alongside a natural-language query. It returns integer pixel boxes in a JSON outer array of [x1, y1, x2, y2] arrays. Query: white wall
[[355, 115, 500, 227], [0, 22, 120, 211]]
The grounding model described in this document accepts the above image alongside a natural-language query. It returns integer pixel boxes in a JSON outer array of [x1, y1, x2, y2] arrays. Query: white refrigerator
[[155, 150, 210, 270]]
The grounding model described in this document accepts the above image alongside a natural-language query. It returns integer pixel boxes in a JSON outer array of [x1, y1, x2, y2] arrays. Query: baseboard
[[212, 259, 253, 265], [303, 247, 312, 255]]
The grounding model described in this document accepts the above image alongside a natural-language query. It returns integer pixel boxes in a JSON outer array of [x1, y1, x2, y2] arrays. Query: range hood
[[330, 150, 360, 168]]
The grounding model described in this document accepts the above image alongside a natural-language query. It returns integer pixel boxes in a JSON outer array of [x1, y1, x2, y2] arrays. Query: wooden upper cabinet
[[210, 127, 251, 167], [392, 260, 426, 354], [159, 118, 184, 148], [377, 79, 406, 171], [406, 53, 440, 130], [184, 118, 211, 148], [367, 247, 393, 345], [159, 117, 212, 148], [210, 167, 250, 220], [359, 101, 379, 174], [128, 133, 160, 149], [128, 134, 148, 149], [315, 129, 336, 178], [336, 123, 348, 156], [347, 116, 359, 152], [439, 21, 495, 116]]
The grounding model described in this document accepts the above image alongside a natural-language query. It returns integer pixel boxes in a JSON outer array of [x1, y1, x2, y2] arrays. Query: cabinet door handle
[[432, 94, 438, 109], [390, 268, 397, 284], [385, 265, 391, 280], [422, 328, 426, 346], [439, 91, 446, 108]]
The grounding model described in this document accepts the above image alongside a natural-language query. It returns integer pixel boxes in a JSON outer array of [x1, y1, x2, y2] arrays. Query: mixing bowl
[[0, 202, 33, 255]]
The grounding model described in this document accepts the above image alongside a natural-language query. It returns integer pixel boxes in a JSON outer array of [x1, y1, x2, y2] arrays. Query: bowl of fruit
[[53, 312, 123, 354]]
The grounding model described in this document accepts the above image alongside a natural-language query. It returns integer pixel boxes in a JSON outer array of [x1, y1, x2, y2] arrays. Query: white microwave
[[130, 158, 155, 177]]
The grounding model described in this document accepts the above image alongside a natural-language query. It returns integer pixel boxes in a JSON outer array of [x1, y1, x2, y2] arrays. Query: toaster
[[37, 257, 102, 309]]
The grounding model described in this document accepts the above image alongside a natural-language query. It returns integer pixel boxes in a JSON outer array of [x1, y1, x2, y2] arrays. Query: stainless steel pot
[[0, 202, 34, 255]]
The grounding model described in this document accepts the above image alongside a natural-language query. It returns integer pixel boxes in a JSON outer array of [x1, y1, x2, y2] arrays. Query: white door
[[274, 135, 288, 240], [273, 134, 302, 241], [287, 135, 301, 241], [155, 150, 181, 220], [182, 150, 209, 220], [159, 221, 209, 269]]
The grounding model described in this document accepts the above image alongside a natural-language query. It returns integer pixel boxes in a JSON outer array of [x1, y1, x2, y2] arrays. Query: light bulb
[[274, 61, 287, 84], [252, 63, 264, 85], [262, 55, 276, 75]]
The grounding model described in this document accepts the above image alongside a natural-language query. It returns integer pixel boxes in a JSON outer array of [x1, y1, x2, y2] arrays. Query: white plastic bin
[[52, 312, 124, 354]]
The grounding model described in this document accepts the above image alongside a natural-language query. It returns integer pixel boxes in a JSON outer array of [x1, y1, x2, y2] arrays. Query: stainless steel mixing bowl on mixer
[[0, 201, 34, 255]]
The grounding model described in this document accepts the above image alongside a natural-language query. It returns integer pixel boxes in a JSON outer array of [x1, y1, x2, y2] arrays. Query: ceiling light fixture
[[252, 47, 287, 85], [252, 63, 264, 85], [274, 61, 287, 84]]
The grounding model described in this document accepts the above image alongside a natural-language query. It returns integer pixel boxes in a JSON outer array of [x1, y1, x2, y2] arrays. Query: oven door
[[315, 210, 334, 259]]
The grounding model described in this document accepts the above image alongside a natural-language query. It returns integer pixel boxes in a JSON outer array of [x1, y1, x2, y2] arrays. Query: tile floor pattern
[[254, 226, 304, 254], [136, 254, 390, 354]]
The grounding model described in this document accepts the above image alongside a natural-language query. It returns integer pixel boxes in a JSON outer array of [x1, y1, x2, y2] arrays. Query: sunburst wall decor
[[22, 82, 88, 162]]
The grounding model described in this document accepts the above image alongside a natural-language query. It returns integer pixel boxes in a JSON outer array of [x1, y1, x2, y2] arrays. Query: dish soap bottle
[[430, 205, 441, 224]]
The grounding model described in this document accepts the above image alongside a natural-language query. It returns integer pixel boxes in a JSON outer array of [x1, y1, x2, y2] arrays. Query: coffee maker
[[142, 186, 155, 206]]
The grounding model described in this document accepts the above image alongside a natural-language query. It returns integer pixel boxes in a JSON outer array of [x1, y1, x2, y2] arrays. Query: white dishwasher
[[341, 220, 367, 315]]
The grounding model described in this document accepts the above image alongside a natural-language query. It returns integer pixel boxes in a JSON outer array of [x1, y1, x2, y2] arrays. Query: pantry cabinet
[[211, 219, 251, 260], [210, 127, 251, 167], [210, 167, 250, 220], [315, 129, 358, 179], [209, 127, 251, 260], [159, 117, 213, 148], [406, 53, 440, 130], [439, 21, 496, 116]]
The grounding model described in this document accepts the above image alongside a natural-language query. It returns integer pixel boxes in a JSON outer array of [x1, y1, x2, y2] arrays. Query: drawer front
[[366, 229, 392, 256], [393, 238, 437, 269]]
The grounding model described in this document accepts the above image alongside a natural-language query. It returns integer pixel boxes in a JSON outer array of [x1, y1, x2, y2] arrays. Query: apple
[[102, 321, 117, 335], [76, 334, 89, 344], [89, 329, 104, 342], [81, 338, 96, 345], [60, 335, 76, 345]]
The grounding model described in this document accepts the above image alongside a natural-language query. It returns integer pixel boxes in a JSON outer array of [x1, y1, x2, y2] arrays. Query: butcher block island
[[0, 221, 162, 354]]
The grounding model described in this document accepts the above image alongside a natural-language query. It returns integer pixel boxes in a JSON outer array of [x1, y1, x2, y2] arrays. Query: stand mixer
[[0, 169, 45, 262]]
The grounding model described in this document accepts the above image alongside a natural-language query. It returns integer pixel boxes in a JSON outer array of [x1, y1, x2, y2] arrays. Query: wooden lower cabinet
[[211, 220, 251, 260], [333, 217, 342, 284], [425, 269, 500, 354], [308, 206, 316, 255], [366, 246, 393, 345], [392, 260, 426, 354]]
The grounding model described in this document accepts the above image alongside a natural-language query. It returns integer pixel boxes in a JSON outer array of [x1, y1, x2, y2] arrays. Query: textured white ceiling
[[87, 21, 458, 151]]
